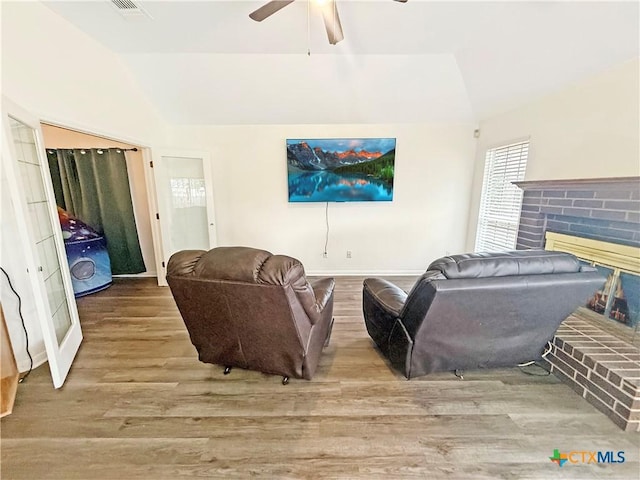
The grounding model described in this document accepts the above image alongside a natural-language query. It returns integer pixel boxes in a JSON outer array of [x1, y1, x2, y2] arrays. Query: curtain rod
[[45, 147, 138, 152], [47, 147, 138, 152]]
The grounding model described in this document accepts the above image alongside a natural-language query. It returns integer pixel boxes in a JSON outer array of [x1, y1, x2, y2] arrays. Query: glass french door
[[152, 150, 216, 285], [2, 100, 82, 388]]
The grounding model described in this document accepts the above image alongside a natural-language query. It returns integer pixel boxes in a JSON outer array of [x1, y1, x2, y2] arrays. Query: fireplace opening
[[546, 231, 639, 346]]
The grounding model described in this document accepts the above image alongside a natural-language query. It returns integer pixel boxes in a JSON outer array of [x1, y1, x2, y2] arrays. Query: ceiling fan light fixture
[[249, 0, 295, 22], [249, 0, 406, 44], [319, 0, 344, 45]]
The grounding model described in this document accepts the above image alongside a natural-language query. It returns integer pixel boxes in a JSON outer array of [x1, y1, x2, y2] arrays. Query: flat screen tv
[[287, 138, 396, 202]]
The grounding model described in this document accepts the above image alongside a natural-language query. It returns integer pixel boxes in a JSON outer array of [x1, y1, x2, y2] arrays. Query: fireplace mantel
[[546, 232, 640, 274], [514, 176, 639, 250], [515, 176, 639, 191]]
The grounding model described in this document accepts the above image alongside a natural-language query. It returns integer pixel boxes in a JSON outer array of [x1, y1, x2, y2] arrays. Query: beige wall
[[465, 58, 640, 250], [41, 124, 138, 150], [41, 125, 157, 276], [170, 123, 478, 275]]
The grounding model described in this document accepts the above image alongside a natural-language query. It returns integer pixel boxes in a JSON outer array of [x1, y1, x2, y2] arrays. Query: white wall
[[1, 2, 167, 146], [465, 58, 640, 250], [1, 2, 168, 372], [170, 123, 477, 274]]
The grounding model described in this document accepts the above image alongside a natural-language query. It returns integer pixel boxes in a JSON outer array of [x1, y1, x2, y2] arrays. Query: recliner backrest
[[168, 246, 323, 324], [166, 246, 322, 378], [427, 250, 584, 279], [401, 250, 593, 330]]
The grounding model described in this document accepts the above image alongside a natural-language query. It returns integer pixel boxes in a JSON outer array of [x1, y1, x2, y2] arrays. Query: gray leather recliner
[[167, 246, 335, 382], [363, 250, 603, 379]]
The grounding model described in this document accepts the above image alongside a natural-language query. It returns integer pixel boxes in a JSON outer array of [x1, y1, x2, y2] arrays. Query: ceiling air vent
[[110, 0, 146, 17]]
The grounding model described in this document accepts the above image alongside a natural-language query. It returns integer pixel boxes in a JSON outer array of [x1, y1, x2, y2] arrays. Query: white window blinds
[[475, 140, 529, 252]]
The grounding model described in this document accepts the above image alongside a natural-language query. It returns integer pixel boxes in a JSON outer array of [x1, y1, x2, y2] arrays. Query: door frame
[[1, 97, 82, 388], [150, 149, 217, 286]]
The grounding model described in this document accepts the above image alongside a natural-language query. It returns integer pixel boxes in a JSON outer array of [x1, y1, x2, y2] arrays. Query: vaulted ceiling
[[43, 1, 639, 125]]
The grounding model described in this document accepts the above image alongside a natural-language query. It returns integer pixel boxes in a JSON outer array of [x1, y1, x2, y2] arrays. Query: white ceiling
[[43, 0, 640, 125]]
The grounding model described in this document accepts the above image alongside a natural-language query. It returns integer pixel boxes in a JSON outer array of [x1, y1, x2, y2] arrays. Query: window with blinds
[[475, 140, 529, 252]]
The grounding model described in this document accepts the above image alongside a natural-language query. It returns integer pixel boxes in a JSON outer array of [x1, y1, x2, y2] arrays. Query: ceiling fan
[[249, 0, 408, 45]]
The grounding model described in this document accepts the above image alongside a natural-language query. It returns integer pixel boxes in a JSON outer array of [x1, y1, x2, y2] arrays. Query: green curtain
[[47, 148, 146, 275]]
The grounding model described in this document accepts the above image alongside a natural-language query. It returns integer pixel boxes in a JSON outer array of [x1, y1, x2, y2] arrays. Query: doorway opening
[[40, 124, 157, 280]]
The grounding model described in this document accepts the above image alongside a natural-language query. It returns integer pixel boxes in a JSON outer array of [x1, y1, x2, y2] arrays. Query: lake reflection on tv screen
[[288, 171, 393, 202]]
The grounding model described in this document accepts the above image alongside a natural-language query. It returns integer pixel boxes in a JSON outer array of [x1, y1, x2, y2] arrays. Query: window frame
[[474, 139, 530, 252]]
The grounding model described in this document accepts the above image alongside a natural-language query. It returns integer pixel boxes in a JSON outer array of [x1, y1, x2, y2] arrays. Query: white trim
[[475, 139, 529, 252], [482, 135, 531, 153], [306, 270, 424, 277], [142, 148, 165, 286], [113, 273, 158, 278], [17, 350, 48, 374]]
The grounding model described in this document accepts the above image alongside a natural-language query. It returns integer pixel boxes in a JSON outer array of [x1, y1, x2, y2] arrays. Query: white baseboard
[[112, 273, 157, 278], [17, 349, 48, 374], [306, 270, 424, 277]]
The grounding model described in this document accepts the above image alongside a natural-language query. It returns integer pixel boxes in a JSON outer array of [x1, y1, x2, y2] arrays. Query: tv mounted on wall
[[287, 138, 396, 202]]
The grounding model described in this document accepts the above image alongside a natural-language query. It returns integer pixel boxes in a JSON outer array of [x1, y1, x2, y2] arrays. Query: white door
[[152, 150, 216, 285], [1, 100, 82, 388]]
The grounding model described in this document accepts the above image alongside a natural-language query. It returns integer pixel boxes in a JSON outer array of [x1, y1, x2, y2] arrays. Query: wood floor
[[2, 277, 638, 479]]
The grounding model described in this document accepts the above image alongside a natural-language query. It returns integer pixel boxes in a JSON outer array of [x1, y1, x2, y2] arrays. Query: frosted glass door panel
[[152, 149, 216, 286], [3, 99, 82, 388], [162, 156, 209, 253], [10, 117, 72, 345]]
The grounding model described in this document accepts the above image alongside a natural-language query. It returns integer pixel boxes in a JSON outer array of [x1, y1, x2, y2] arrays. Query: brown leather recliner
[[363, 250, 603, 379], [167, 246, 335, 383]]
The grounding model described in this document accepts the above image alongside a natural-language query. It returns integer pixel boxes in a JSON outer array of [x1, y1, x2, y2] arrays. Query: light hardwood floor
[[2, 277, 638, 479]]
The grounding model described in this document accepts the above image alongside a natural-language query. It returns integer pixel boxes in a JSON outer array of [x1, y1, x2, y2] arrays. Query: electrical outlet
[[323, 252, 328, 258], [346, 250, 352, 259]]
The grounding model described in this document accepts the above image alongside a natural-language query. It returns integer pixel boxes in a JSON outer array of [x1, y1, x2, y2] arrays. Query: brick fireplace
[[514, 177, 639, 250], [514, 177, 640, 431]]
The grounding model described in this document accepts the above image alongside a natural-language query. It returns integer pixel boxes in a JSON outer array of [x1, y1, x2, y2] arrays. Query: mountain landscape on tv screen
[[287, 138, 396, 202]]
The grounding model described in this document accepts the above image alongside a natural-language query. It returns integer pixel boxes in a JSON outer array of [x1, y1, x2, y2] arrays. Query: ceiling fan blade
[[320, 0, 344, 45], [249, 0, 295, 22]]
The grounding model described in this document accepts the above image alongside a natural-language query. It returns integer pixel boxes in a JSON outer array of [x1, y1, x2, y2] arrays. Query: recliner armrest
[[579, 264, 597, 272], [363, 278, 408, 317], [167, 250, 206, 277], [310, 277, 335, 312]]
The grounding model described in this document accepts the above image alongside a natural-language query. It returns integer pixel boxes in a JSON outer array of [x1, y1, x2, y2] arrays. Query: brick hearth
[[543, 311, 640, 432]]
